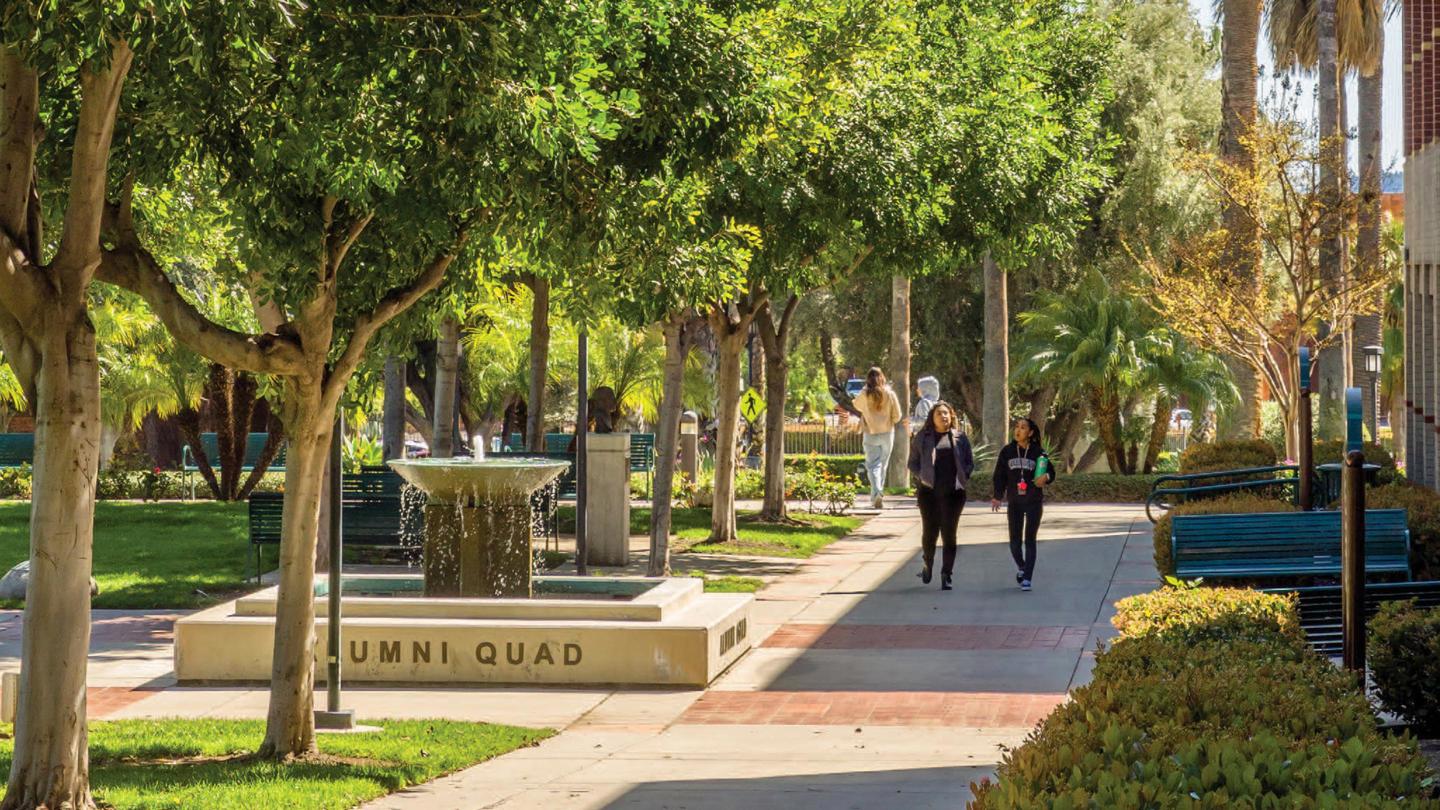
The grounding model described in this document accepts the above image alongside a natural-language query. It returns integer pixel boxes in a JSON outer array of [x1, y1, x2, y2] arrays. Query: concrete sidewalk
[[1, 501, 1152, 807], [353, 502, 1151, 809]]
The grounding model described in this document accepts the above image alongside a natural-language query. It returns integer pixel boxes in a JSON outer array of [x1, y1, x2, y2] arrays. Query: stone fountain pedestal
[[423, 495, 533, 598]]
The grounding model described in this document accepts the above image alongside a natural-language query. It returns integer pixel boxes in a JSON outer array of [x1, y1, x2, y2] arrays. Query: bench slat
[[1173, 509, 1412, 580]]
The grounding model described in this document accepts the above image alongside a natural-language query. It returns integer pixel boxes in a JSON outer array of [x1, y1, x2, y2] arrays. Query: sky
[[1188, 0, 1406, 171]]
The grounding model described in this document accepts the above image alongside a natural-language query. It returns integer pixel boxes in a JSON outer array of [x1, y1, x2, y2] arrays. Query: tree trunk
[[1355, 65, 1383, 439], [1143, 396, 1173, 474], [1315, 0, 1345, 440], [1050, 401, 1087, 472], [257, 384, 332, 760], [1218, 0, 1262, 440], [432, 317, 459, 458], [526, 277, 550, 452], [981, 251, 1009, 449], [236, 417, 284, 501], [886, 275, 911, 489], [756, 296, 798, 522], [648, 315, 693, 575], [708, 310, 748, 544], [383, 356, 406, 460], [1089, 388, 1124, 474], [3, 323, 102, 810]]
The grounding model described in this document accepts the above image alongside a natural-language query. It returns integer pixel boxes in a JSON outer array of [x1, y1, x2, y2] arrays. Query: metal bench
[[1171, 509, 1412, 580], [1264, 580, 1440, 656], [183, 432, 287, 497], [628, 433, 655, 495], [0, 434, 34, 469], [245, 467, 421, 580], [1146, 465, 1304, 523]]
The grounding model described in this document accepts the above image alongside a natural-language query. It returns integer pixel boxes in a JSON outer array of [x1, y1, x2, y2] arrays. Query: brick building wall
[[1404, 0, 1440, 487]]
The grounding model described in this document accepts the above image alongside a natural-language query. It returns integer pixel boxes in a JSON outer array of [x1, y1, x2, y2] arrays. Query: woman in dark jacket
[[990, 417, 1055, 592], [907, 401, 974, 590]]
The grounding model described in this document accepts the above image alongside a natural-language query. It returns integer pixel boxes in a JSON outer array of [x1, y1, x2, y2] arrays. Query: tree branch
[[325, 239, 467, 408], [54, 41, 133, 292], [0, 50, 38, 246], [97, 246, 308, 375]]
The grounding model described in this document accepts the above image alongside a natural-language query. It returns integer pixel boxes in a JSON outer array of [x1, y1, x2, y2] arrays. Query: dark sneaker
[[918, 564, 932, 585], [941, 574, 953, 591], [1016, 570, 1024, 585], [1020, 579, 1032, 592]]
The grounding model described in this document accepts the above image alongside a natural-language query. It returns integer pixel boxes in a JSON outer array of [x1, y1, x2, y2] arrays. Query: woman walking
[[990, 417, 1055, 592], [907, 401, 974, 590], [854, 367, 903, 508]]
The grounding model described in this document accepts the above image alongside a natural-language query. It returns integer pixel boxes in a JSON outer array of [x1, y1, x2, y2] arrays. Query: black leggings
[[1008, 500, 1043, 580], [917, 485, 965, 576]]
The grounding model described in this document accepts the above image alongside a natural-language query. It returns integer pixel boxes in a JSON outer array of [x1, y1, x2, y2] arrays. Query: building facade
[[1405, 0, 1440, 486]]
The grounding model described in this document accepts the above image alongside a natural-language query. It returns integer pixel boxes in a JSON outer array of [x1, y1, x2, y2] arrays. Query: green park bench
[[1145, 465, 1303, 523], [628, 432, 655, 494], [1171, 509, 1412, 580], [183, 432, 287, 497], [0, 434, 34, 469], [246, 466, 421, 580], [543, 432, 572, 455], [1264, 580, 1440, 656]]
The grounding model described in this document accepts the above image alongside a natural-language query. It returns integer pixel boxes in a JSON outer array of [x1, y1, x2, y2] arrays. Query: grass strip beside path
[[559, 506, 863, 558], [0, 719, 548, 810], [0, 501, 252, 609]]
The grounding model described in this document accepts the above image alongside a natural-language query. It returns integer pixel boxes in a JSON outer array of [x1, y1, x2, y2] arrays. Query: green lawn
[[0, 718, 547, 809], [0, 501, 253, 609], [679, 571, 766, 593], [561, 506, 862, 558]]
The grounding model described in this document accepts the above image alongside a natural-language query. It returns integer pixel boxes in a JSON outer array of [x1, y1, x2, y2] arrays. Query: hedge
[[1367, 482, 1440, 579], [1370, 600, 1440, 735], [1151, 492, 1299, 578], [963, 471, 1160, 504], [969, 586, 1437, 807], [1179, 438, 1278, 475]]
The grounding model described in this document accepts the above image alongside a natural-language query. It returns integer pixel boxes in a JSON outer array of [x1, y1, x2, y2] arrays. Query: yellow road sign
[[739, 388, 766, 423]]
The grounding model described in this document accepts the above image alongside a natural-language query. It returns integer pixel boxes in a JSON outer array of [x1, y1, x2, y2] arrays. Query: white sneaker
[[875, 495, 885, 509]]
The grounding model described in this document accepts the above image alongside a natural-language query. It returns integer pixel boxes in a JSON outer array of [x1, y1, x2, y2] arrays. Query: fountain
[[173, 449, 754, 687], [386, 456, 568, 598]]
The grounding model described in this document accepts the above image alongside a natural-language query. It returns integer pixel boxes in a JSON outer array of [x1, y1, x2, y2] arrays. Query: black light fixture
[[1362, 345, 1383, 376]]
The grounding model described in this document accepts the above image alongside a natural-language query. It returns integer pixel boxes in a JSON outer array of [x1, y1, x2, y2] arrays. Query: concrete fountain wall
[[174, 455, 753, 687], [174, 575, 752, 686]]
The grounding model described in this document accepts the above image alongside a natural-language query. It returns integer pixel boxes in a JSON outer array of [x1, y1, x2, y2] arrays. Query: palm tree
[[1137, 335, 1240, 473], [1219, 0, 1265, 439], [1014, 277, 1162, 474]]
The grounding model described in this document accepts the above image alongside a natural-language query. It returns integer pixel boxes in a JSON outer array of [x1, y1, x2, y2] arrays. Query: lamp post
[[1363, 345, 1383, 445]]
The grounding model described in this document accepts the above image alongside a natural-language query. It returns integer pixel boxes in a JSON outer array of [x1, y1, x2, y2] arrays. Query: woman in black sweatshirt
[[990, 417, 1055, 591], [907, 401, 974, 590]]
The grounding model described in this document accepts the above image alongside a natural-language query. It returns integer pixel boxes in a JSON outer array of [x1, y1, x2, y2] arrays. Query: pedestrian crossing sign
[[740, 388, 766, 423]]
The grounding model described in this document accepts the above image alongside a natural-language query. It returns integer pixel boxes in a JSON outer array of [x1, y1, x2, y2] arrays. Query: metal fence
[[782, 418, 864, 455]]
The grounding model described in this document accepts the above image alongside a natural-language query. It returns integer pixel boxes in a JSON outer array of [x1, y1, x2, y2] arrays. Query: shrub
[[1313, 438, 1399, 485], [965, 472, 1160, 504], [0, 464, 31, 499], [784, 454, 863, 481], [734, 469, 764, 500], [1368, 481, 1440, 579], [970, 584, 1435, 808], [1151, 492, 1298, 576], [1112, 584, 1303, 645], [1179, 438, 1278, 474], [1370, 600, 1440, 734], [786, 465, 855, 515]]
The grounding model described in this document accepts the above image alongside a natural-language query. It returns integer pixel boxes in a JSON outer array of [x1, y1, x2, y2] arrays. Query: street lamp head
[[1362, 345, 1383, 375]]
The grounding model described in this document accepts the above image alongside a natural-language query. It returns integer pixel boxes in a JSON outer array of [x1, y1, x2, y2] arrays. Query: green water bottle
[[1035, 454, 1049, 483]]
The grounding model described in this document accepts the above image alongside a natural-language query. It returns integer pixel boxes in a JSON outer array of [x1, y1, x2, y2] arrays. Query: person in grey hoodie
[[912, 376, 940, 433], [906, 401, 975, 590]]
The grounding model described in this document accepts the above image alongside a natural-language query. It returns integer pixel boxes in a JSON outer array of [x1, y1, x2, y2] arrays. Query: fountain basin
[[387, 457, 569, 504], [174, 574, 753, 687]]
